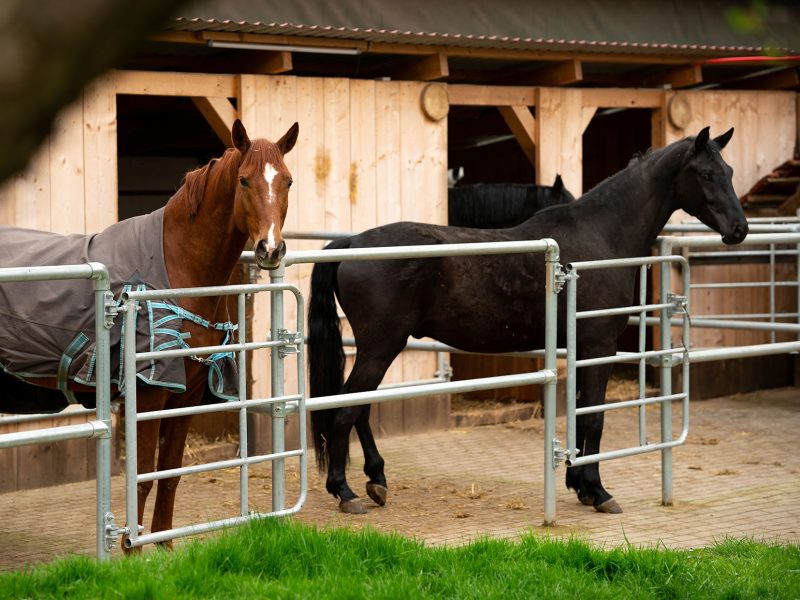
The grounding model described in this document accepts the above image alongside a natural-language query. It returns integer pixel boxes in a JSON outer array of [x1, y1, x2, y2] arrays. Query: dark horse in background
[[309, 127, 748, 515], [0, 120, 298, 547], [448, 175, 575, 228]]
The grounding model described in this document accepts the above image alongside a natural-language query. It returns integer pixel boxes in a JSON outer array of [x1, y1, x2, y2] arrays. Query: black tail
[[308, 238, 349, 471]]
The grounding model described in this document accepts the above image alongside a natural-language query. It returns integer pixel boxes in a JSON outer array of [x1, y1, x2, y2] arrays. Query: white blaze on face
[[267, 223, 276, 254], [263, 163, 278, 204]]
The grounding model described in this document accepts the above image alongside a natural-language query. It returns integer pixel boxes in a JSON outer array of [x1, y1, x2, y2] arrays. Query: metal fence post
[[92, 265, 112, 560], [658, 238, 674, 506], [269, 263, 286, 511], [543, 240, 560, 526], [123, 293, 140, 548]]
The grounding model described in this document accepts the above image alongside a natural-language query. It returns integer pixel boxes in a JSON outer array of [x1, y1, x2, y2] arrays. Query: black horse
[[448, 175, 574, 228], [308, 127, 748, 515]]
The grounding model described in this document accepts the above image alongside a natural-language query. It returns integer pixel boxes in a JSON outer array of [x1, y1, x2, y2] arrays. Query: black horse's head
[[676, 127, 748, 245]]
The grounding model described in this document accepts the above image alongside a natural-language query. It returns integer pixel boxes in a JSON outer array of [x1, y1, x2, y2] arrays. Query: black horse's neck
[[552, 139, 688, 259]]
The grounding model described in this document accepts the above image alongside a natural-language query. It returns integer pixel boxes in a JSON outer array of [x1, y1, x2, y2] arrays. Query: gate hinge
[[552, 438, 580, 469], [103, 291, 123, 329], [554, 265, 575, 294], [103, 512, 128, 551], [277, 328, 303, 358], [667, 293, 688, 316]]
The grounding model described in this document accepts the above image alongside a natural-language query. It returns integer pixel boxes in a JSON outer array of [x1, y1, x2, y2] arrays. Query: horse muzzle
[[254, 239, 286, 269], [721, 222, 748, 245]]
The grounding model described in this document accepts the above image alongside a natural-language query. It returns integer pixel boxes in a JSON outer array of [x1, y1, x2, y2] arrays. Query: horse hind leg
[[355, 404, 387, 507], [328, 348, 400, 514]]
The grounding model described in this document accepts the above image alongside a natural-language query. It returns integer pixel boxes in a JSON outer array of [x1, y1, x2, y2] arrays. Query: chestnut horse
[[0, 119, 298, 548], [308, 127, 747, 515]]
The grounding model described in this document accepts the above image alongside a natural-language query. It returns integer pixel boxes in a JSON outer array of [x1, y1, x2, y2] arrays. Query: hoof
[[339, 498, 368, 514], [595, 498, 623, 514], [578, 495, 594, 506], [366, 483, 388, 507]]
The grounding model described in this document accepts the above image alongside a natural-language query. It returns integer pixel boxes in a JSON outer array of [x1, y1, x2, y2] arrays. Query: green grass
[[1, 519, 798, 599]]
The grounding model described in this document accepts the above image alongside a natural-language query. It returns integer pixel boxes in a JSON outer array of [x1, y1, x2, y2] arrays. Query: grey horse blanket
[[0, 208, 237, 401]]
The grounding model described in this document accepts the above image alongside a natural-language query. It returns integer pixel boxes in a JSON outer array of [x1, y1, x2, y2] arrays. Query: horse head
[[232, 119, 299, 269], [676, 126, 748, 245]]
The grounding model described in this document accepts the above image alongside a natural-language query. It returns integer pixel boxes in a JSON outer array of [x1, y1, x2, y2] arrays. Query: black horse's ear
[[552, 174, 564, 196], [277, 122, 299, 156], [232, 119, 252, 154], [714, 127, 734, 150], [694, 126, 710, 152]]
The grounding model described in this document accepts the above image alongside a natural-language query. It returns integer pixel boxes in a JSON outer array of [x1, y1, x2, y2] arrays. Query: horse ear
[[714, 127, 734, 150], [694, 126, 710, 152], [277, 122, 299, 156], [232, 119, 251, 154], [552, 174, 564, 196]]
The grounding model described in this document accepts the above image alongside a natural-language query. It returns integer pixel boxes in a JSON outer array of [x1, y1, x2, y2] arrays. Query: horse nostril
[[270, 240, 286, 261], [255, 239, 268, 259]]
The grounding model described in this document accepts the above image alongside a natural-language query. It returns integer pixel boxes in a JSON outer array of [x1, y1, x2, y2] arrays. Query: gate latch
[[103, 291, 124, 329], [277, 328, 303, 358], [103, 512, 128, 551]]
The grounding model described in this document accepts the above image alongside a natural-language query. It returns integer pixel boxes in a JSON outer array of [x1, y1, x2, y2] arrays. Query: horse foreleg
[[565, 360, 622, 514], [354, 405, 387, 507], [150, 413, 194, 549]]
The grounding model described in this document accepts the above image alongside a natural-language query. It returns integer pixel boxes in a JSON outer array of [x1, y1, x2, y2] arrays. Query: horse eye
[[701, 172, 712, 181], [239, 176, 249, 187], [287, 179, 293, 189]]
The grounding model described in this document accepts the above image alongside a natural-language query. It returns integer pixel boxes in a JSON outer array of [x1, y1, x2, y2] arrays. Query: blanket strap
[[57, 332, 90, 404]]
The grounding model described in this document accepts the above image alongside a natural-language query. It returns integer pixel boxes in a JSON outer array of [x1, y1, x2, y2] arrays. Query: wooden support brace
[[643, 64, 703, 89], [392, 53, 449, 81], [529, 60, 583, 86], [498, 105, 537, 168], [191, 97, 238, 147]]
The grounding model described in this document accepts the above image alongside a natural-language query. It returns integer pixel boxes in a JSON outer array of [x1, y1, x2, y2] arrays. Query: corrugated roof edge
[[165, 18, 794, 57]]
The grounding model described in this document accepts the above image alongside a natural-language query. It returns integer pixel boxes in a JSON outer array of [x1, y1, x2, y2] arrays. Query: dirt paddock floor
[[1, 386, 798, 571]]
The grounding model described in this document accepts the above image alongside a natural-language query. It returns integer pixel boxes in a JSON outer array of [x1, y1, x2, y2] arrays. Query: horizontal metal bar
[[663, 223, 800, 233], [629, 315, 800, 333], [567, 435, 687, 467], [340, 336, 568, 359], [690, 281, 796, 289], [575, 393, 686, 416], [0, 406, 96, 425], [699, 312, 797, 320], [282, 230, 353, 241], [137, 449, 303, 483], [568, 254, 687, 271], [378, 377, 447, 390], [660, 232, 800, 249], [689, 340, 800, 363], [282, 239, 557, 266], [136, 394, 302, 422], [303, 370, 554, 412], [575, 347, 685, 368], [0, 263, 98, 283], [126, 495, 306, 549], [0, 420, 110, 449], [576, 302, 672, 320], [135, 339, 286, 362], [688, 250, 798, 258], [124, 282, 298, 301]]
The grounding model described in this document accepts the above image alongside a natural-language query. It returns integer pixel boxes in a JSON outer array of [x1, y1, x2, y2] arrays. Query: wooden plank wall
[[239, 76, 448, 454], [661, 90, 797, 350], [0, 76, 118, 492]]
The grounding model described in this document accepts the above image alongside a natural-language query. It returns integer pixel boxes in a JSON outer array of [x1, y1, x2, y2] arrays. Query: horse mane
[[448, 183, 568, 228]]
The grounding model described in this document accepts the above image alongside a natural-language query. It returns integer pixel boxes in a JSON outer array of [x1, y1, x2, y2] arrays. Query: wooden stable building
[[0, 0, 798, 490]]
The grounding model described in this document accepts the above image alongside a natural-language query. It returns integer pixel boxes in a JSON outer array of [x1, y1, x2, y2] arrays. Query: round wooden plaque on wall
[[421, 83, 449, 122], [667, 94, 692, 130]]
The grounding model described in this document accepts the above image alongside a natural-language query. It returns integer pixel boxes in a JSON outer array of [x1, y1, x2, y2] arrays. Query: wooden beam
[[448, 84, 535, 106], [733, 68, 799, 90], [643, 64, 703, 89], [191, 97, 238, 147], [150, 30, 707, 66], [581, 88, 663, 108], [528, 60, 583, 86], [113, 70, 237, 97], [581, 107, 597, 134], [498, 105, 536, 167], [391, 53, 449, 81]]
